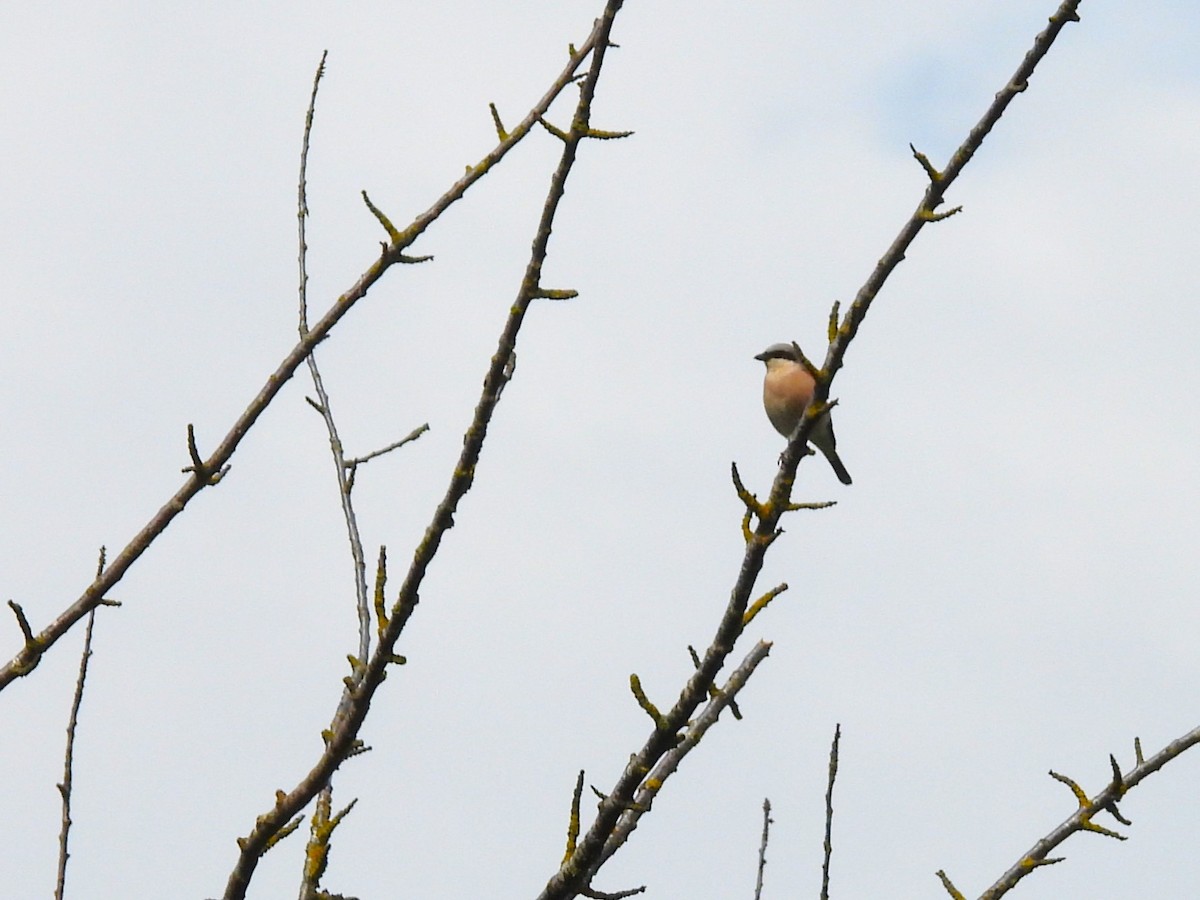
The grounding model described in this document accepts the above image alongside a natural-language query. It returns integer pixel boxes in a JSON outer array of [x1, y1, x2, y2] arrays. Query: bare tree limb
[[966, 727, 1200, 899], [219, 6, 629, 897], [538, 640, 770, 899], [563, 770, 587, 861], [541, 2, 1088, 898], [0, 5, 612, 692], [344, 424, 430, 489], [581, 887, 645, 900], [602, 641, 771, 869], [295, 50, 376, 675], [292, 50, 427, 900], [758, 0, 1085, 527], [753, 798, 771, 900], [291, 51, 381, 900], [821, 725, 841, 900]]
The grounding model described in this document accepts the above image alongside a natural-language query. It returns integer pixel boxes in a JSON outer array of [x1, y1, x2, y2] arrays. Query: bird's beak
[[753, 351, 768, 361]]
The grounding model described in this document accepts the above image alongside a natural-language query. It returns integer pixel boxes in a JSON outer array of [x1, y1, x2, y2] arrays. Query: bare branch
[[820, 724, 841, 900], [182, 423, 229, 484], [295, 49, 372, 679], [292, 55, 382, 898], [344, 424, 430, 470], [629, 674, 669, 731], [688, 644, 741, 719], [968, 726, 1200, 898], [489, 102, 509, 141], [344, 424, 431, 492], [0, 0, 612, 692], [7, 601, 34, 647], [760, 0, 1084, 507], [753, 798, 771, 900], [371, 546, 389, 636], [220, 7, 628, 897], [936, 870, 967, 900], [538, 643, 769, 900], [581, 887, 645, 900], [54, 547, 107, 900], [542, 3, 1088, 897]]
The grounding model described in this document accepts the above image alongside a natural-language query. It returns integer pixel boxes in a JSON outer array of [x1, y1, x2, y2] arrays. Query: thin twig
[[344, 423, 431, 470], [344, 424, 431, 493], [55, 547, 106, 900], [821, 725, 841, 900], [753, 798, 771, 900], [296, 50, 372, 674], [220, 8, 627, 898], [293, 52, 368, 900]]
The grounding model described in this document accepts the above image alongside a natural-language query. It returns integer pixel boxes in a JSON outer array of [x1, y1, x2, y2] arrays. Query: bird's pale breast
[[762, 364, 815, 436]]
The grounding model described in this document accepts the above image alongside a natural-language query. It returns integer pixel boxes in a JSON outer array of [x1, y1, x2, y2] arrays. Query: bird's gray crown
[[754, 342, 799, 362]]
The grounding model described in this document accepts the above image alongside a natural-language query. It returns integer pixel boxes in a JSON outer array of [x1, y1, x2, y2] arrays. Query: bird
[[755, 342, 852, 485]]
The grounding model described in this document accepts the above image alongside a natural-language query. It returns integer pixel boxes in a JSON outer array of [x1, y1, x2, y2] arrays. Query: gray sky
[[4, 2, 1200, 898]]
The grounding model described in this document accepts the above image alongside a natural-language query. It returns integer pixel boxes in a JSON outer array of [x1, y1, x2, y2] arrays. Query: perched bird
[[755, 342, 852, 485]]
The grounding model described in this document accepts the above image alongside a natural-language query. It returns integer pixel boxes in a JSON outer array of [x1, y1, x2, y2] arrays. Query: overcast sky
[[4, 2, 1200, 898]]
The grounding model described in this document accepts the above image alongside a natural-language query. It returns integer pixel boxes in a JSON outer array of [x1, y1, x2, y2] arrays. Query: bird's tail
[[823, 449, 853, 485], [810, 416, 853, 485]]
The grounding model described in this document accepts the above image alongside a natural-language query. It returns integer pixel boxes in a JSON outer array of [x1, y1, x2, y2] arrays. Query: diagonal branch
[[540, 4, 1086, 899], [595, 642, 771, 870], [537, 638, 769, 900], [218, 4, 628, 898], [764, 0, 1083, 522], [0, 4, 614, 693], [968, 727, 1200, 899]]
